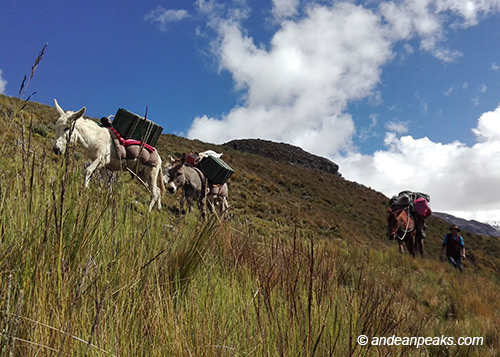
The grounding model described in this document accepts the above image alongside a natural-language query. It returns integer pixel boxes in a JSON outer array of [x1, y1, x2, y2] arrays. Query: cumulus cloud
[[189, 0, 500, 155], [271, 0, 300, 21], [0, 69, 6, 94], [145, 7, 189, 32], [338, 104, 500, 221], [186, 0, 500, 221], [385, 119, 409, 134], [380, 0, 500, 61], [189, 2, 393, 157]]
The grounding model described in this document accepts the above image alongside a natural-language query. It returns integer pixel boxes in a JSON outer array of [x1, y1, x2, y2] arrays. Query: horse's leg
[[179, 193, 186, 214], [145, 166, 161, 212], [407, 235, 416, 258], [198, 194, 207, 219], [155, 157, 164, 211], [419, 237, 424, 258], [185, 192, 194, 213], [187, 196, 194, 213], [152, 166, 162, 212], [200, 179, 208, 219], [207, 194, 215, 214], [155, 187, 162, 211], [398, 240, 405, 254], [221, 196, 229, 220], [85, 157, 105, 188]]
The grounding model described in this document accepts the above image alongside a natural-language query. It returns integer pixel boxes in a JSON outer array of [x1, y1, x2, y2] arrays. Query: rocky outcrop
[[224, 138, 341, 176]]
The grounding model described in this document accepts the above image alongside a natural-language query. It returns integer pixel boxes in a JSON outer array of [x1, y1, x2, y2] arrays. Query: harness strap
[[108, 127, 155, 152], [396, 206, 414, 241]]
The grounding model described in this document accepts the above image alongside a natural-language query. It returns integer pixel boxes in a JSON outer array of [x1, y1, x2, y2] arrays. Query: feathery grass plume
[[18, 42, 48, 106], [30, 43, 47, 80]]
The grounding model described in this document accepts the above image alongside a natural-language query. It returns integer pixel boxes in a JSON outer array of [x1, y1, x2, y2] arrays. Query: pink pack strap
[[108, 127, 155, 152]]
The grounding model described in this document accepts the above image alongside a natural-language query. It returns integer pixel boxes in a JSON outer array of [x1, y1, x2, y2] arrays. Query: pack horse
[[165, 156, 208, 218], [387, 206, 422, 257], [387, 191, 430, 258], [52, 99, 164, 211]]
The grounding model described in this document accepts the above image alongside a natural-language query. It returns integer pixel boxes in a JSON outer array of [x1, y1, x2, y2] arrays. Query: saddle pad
[[208, 183, 228, 197], [108, 128, 159, 167]]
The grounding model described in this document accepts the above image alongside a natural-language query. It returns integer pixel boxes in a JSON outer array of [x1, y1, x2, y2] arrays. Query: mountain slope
[[434, 212, 500, 237], [1, 93, 499, 269], [1, 94, 500, 355]]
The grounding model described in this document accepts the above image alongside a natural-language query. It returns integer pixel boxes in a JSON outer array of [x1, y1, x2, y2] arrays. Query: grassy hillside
[[1, 94, 499, 356]]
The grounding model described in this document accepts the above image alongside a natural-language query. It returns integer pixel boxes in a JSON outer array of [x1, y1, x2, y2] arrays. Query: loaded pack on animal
[[52, 100, 165, 211], [387, 191, 432, 257], [164, 151, 233, 219]]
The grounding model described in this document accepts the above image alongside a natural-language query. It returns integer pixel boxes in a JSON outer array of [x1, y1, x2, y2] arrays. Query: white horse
[[52, 99, 164, 211]]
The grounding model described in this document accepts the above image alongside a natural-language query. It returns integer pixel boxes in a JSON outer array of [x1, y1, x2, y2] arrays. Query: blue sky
[[2, 0, 500, 224]]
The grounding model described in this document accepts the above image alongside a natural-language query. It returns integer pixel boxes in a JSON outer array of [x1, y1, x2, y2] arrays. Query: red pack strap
[[108, 127, 155, 152]]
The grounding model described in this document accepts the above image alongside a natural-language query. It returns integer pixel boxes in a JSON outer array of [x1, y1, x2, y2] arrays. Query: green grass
[[1, 94, 499, 356]]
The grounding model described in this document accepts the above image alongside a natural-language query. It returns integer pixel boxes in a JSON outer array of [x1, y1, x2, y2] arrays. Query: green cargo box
[[198, 156, 234, 185], [112, 108, 163, 147]]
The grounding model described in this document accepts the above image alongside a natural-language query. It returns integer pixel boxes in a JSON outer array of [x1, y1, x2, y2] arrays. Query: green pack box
[[198, 156, 234, 185], [112, 108, 163, 147]]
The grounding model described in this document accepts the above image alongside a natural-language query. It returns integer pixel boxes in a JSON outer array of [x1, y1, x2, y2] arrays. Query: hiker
[[439, 225, 466, 272]]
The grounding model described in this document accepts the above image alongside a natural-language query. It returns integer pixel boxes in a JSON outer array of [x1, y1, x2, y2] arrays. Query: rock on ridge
[[224, 138, 341, 177]]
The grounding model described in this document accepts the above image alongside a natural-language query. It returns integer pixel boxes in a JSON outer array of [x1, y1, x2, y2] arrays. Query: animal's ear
[[54, 99, 64, 115], [169, 156, 176, 164], [68, 107, 86, 122]]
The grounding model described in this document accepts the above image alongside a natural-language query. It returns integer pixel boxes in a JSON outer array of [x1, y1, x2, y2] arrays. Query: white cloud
[[0, 69, 6, 94], [358, 113, 380, 142], [379, 0, 500, 61], [339, 104, 500, 221], [145, 7, 189, 32], [472, 105, 500, 142], [271, 0, 299, 21], [385, 119, 409, 134], [189, 2, 393, 157], [187, 0, 500, 222], [189, 0, 500, 156], [492, 62, 500, 71]]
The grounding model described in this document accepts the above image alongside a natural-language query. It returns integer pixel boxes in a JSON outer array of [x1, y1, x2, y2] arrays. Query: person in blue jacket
[[439, 225, 466, 272]]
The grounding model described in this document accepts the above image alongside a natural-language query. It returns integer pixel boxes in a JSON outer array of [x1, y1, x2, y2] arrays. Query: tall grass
[[1, 121, 499, 355], [1, 55, 499, 355]]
